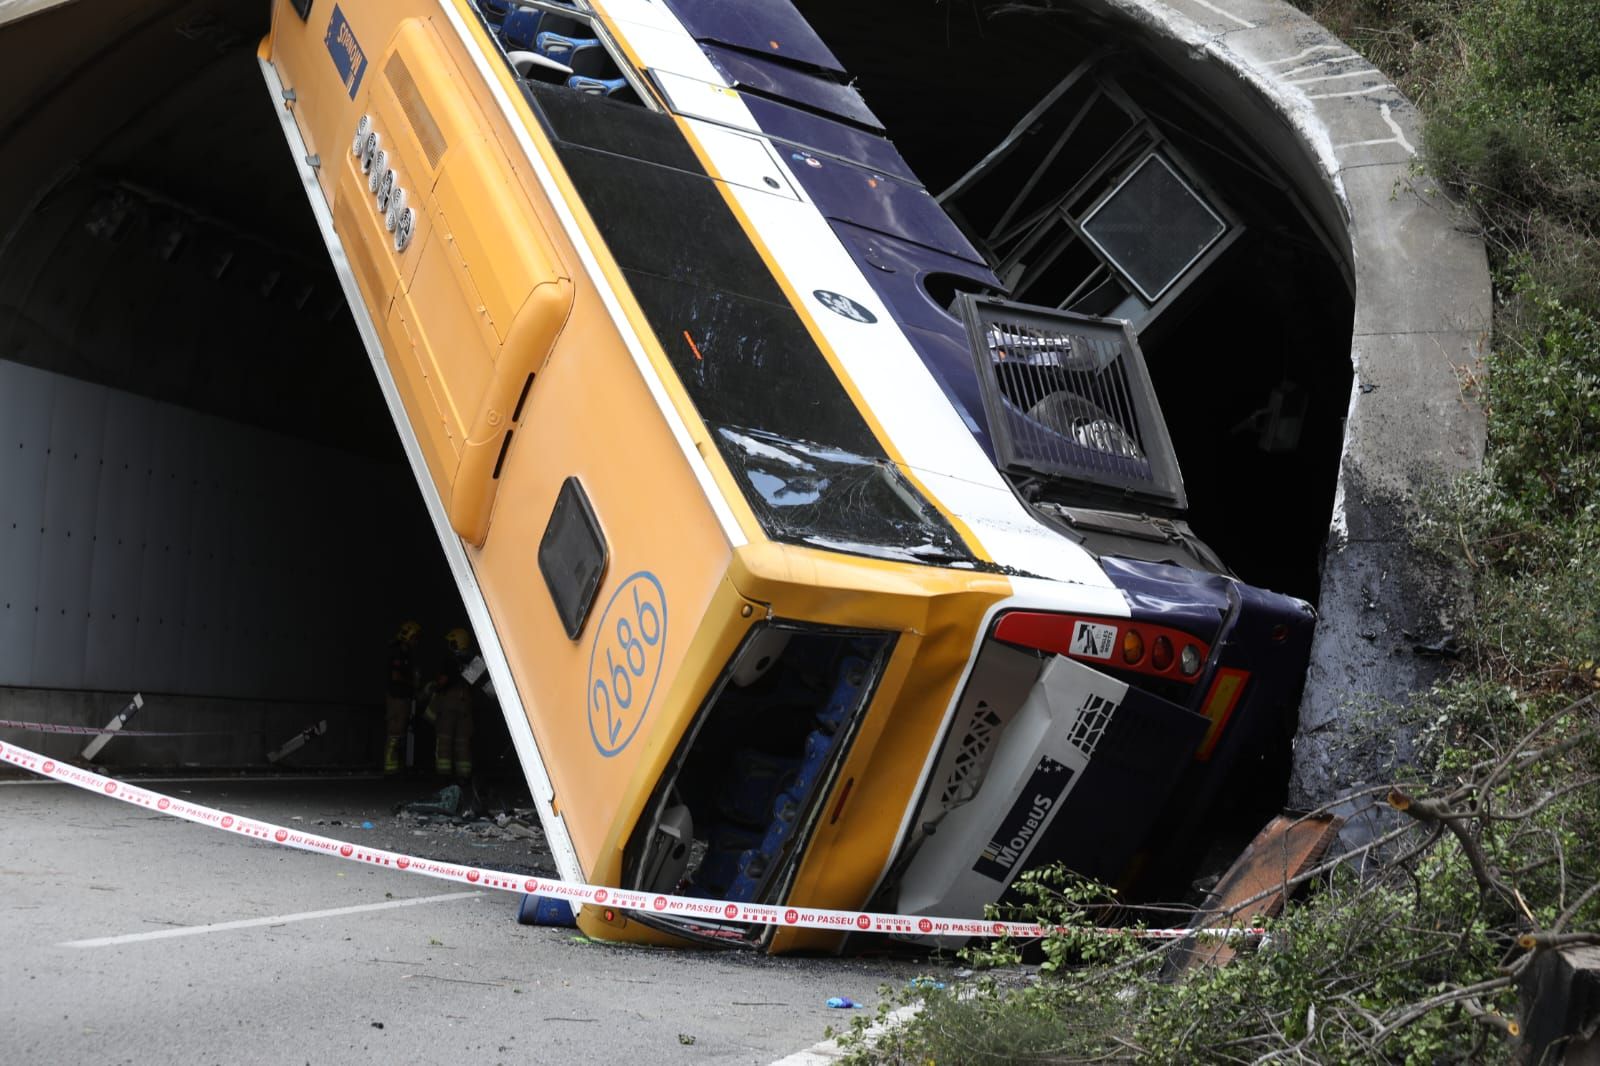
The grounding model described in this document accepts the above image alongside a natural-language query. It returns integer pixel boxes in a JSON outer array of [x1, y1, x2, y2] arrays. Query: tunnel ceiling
[[794, 0, 1101, 195], [0, 0, 393, 457]]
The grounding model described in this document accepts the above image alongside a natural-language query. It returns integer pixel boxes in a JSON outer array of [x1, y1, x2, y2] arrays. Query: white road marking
[[62, 891, 483, 948], [1334, 104, 1416, 155]]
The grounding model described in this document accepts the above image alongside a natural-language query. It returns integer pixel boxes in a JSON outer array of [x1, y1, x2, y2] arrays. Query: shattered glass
[[713, 424, 970, 565]]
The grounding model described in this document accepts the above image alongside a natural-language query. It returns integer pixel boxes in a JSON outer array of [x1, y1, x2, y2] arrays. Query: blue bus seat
[[536, 32, 600, 65], [500, 9, 544, 50], [568, 75, 630, 97]]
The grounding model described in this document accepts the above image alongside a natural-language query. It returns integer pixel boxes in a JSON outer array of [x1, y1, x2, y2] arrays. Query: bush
[[1483, 287, 1600, 525], [1429, 0, 1600, 221]]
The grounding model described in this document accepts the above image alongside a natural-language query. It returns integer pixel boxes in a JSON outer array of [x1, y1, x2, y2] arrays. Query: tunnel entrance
[[798, 0, 1354, 605], [1, 0, 1350, 805], [793, 0, 1354, 851], [0, 0, 523, 782]]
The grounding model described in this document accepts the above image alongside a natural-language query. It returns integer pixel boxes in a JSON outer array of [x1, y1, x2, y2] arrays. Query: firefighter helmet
[[396, 620, 422, 644], [445, 627, 472, 654]]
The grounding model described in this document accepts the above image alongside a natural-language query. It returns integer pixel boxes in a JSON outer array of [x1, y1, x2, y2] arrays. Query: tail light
[[992, 611, 1211, 684], [1151, 635, 1173, 671]]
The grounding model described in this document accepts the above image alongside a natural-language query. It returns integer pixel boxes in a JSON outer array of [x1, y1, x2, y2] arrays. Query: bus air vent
[[385, 52, 448, 170], [958, 296, 1186, 510], [939, 704, 1004, 810]]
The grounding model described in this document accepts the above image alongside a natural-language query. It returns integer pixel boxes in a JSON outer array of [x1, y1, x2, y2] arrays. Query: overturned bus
[[258, 0, 1315, 952]]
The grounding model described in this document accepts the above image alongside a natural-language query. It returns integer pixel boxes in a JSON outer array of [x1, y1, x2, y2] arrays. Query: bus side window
[[479, 0, 644, 105]]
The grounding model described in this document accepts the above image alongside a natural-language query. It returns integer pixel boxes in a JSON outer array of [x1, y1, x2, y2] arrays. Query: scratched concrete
[[0, 777, 938, 1066]]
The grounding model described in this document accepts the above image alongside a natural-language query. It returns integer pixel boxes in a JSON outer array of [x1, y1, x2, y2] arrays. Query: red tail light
[[992, 611, 1211, 684], [1151, 635, 1174, 671]]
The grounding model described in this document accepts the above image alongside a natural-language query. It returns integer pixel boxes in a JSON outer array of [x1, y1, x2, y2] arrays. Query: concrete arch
[[0, 0, 1489, 803], [1070, 0, 1491, 810]]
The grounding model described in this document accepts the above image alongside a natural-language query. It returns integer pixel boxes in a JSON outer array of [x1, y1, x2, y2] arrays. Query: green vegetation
[[843, 0, 1599, 1060]]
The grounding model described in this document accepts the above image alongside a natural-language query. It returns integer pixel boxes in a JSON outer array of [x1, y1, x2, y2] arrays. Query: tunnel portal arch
[[0, 0, 1488, 822]]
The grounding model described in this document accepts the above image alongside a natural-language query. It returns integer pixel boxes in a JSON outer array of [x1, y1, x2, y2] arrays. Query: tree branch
[[1387, 789, 1517, 905]]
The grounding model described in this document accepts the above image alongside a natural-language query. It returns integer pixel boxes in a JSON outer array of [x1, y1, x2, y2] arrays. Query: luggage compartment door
[[373, 19, 573, 545]]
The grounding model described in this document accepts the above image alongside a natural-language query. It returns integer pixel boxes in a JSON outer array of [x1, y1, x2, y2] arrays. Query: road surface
[[0, 774, 942, 1065]]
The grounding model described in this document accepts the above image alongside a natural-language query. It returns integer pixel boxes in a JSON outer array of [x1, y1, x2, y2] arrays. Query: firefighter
[[424, 627, 494, 780], [383, 620, 422, 775]]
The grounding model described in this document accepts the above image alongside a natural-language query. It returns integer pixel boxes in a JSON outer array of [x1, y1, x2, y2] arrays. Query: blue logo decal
[[324, 5, 368, 100], [586, 571, 668, 757], [813, 289, 877, 324]]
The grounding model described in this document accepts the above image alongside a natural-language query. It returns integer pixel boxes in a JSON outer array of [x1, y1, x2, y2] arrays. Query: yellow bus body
[[260, 0, 1033, 951], [260, 0, 1317, 955]]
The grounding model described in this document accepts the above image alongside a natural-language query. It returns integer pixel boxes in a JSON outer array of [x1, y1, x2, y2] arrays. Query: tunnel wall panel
[[34, 372, 105, 686], [0, 357, 444, 705], [0, 362, 52, 678]]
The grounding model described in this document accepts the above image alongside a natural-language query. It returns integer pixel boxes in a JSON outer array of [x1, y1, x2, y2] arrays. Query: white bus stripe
[[583, 5, 1113, 584]]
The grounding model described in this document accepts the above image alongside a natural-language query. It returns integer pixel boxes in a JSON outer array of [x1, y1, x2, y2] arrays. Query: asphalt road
[[0, 774, 941, 1065]]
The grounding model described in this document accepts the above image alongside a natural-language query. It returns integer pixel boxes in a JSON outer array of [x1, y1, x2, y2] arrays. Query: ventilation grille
[[333, 194, 384, 301], [385, 52, 448, 170], [988, 318, 1148, 472], [1067, 691, 1116, 759], [960, 296, 1187, 510], [938, 703, 1005, 810]]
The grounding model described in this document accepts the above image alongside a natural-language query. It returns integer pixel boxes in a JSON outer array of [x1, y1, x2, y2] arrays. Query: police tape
[[0, 737, 1265, 943]]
